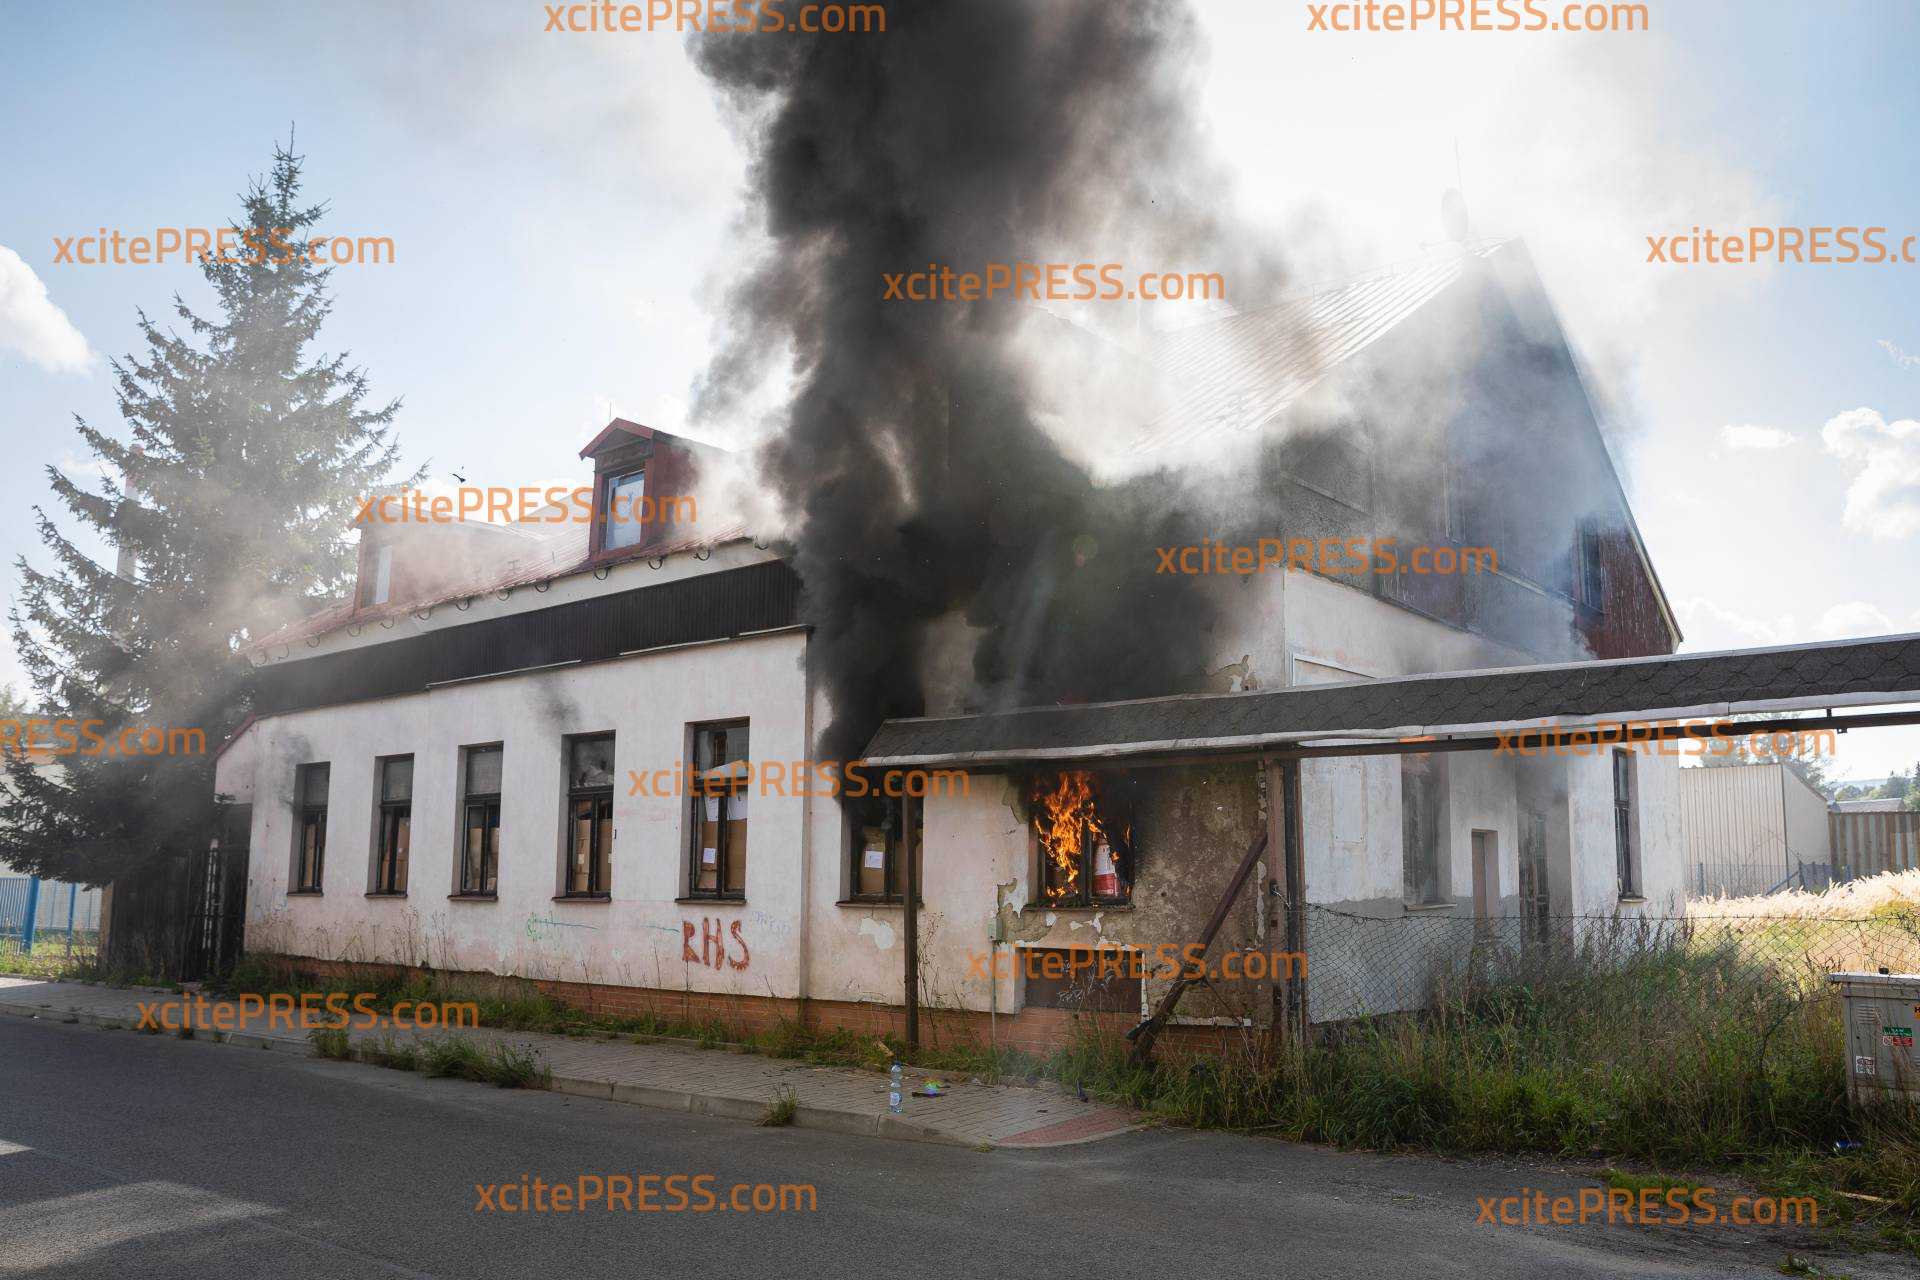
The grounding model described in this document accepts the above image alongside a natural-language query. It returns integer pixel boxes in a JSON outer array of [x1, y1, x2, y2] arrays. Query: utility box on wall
[[1829, 972, 1920, 1107]]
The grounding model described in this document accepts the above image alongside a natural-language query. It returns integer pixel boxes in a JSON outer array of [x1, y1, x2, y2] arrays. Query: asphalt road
[[0, 1015, 1897, 1279]]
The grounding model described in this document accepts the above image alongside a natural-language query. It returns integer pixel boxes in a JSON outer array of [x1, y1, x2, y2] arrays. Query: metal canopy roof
[[860, 633, 1920, 767]]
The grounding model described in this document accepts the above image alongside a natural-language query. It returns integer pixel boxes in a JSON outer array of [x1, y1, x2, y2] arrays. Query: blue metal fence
[[0, 876, 102, 953]]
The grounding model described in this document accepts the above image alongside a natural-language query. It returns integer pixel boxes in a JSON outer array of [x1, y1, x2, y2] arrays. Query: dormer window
[[604, 468, 647, 551], [360, 544, 392, 607]]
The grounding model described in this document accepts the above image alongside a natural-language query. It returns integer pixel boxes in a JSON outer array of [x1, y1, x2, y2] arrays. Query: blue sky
[[1, 0, 1916, 785]]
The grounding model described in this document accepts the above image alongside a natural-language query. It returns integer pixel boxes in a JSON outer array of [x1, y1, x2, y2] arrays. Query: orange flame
[[1031, 770, 1124, 902]]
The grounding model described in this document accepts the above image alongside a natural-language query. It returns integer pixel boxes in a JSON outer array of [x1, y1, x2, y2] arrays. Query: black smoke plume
[[692, 0, 1287, 760]]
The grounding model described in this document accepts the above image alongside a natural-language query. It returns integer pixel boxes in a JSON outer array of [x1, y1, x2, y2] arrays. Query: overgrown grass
[[227, 922, 1918, 1256], [304, 1022, 549, 1089], [0, 939, 112, 981], [759, 1086, 799, 1127], [1031, 928, 1920, 1259]]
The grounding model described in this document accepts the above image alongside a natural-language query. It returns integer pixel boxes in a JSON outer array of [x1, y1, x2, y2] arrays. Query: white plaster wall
[[1203, 567, 1540, 694], [807, 772, 1032, 1017], [212, 721, 261, 807], [234, 629, 814, 998], [1634, 748, 1686, 913], [1443, 751, 1521, 909], [1303, 756, 1400, 904]]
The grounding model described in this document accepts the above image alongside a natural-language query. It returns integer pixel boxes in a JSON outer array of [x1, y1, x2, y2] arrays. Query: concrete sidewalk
[[0, 976, 1137, 1150]]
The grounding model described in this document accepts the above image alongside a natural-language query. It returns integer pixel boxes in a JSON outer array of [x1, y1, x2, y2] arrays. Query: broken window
[[603, 468, 647, 551], [1613, 749, 1637, 898], [373, 755, 411, 894], [1401, 753, 1444, 905], [687, 722, 749, 899], [1577, 522, 1606, 612], [294, 762, 329, 893], [848, 793, 923, 903], [563, 734, 615, 897], [1030, 770, 1133, 907], [460, 745, 502, 896]]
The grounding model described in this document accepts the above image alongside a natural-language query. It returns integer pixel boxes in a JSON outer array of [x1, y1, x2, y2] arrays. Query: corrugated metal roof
[[1130, 240, 1509, 457]]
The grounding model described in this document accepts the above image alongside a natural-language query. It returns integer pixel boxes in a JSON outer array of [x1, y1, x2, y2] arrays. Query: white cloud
[[1675, 597, 1793, 650], [1813, 601, 1895, 640], [57, 450, 113, 479], [1718, 423, 1795, 451], [1821, 407, 1920, 538], [0, 245, 95, 374], [1878, 339, 1920, 369]]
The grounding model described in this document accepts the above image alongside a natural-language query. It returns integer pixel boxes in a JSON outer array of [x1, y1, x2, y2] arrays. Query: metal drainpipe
[[797, 636, 815, 1019]]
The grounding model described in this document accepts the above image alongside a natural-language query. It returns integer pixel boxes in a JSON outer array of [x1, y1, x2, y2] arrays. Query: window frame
[[359, 543, 393, 608], [561, 734, 616, 899], [601, 467, 648, 552], [1030, 773, 1133, 909], [1577, 522, 1607, 613], [458, 744, 503, 898], [293, 762, 330, 894], [1612, 749, 1638, 898], [686, 720, 750, 901], [1400, 752, 1446, 907], [845, 793, 923, 904], [371, 754, 412, 895]]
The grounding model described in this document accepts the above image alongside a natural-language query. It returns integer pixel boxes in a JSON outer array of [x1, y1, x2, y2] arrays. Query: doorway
[[1470, 829, 1499, 926]]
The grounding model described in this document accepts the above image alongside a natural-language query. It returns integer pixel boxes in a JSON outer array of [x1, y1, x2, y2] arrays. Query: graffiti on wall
[[681, 917, 750, 970]]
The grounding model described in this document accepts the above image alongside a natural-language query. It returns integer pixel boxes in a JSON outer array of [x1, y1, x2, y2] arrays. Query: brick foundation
[[259, 954, 1250, 1057]]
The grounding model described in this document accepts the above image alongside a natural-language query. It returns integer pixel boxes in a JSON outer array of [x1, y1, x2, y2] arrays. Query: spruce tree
[[2, 141, 416, 884]]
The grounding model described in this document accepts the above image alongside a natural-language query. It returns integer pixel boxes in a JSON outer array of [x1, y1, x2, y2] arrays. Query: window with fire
[[1029, 770, 1135, 906]]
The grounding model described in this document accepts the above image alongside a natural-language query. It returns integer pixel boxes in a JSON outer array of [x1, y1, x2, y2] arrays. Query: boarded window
[[848, 794, 923, 902], [1021, 947, 1143, 1013], [688, 722, 749, 899]]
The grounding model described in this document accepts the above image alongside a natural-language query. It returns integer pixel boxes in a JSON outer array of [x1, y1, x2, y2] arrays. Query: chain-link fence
[[1304, 904, 1920, 1028]]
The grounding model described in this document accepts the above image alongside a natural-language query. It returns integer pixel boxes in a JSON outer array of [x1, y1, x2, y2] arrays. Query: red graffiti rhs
[[681, 918, 750, 971]]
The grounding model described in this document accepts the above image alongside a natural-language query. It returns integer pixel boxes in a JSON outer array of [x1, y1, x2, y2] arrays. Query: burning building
[[201, 229, 1786, 1049], [196, 2, 1920, 1048]]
